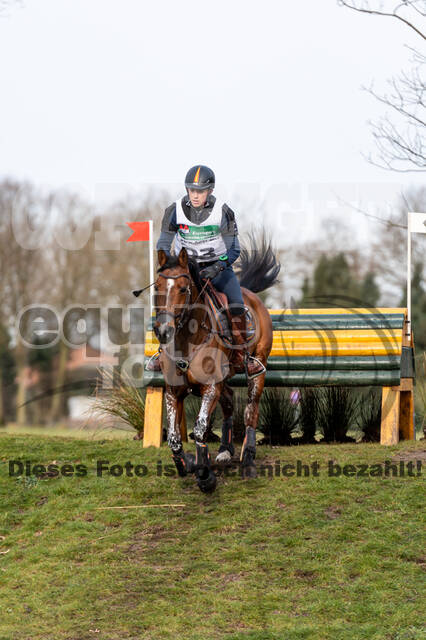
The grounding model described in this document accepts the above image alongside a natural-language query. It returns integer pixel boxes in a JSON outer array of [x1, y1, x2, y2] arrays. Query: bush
[[299, 389, 319, 444], [258, 388, 299, 445], [315, 387, 359, 443], [358, 389, 382, 442], [298, 387, 359, 443]]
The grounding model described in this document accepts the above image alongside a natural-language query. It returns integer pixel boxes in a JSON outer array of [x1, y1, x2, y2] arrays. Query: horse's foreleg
[[216, 383, 234, 463], [165, 389, 195, 478], [240, 373, 265, 478], [193, 383, 221, 493]]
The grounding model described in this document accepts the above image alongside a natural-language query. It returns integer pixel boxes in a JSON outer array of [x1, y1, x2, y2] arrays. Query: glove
[[199, 261, 224, 280]]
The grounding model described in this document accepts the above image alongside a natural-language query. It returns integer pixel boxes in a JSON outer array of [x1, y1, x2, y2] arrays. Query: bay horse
[[151, 235, 280, 492]]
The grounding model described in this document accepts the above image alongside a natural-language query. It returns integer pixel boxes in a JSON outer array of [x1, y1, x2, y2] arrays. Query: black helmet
[[185, 165, 215, 191]]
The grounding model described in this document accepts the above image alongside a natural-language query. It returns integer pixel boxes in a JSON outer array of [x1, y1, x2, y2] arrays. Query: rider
[[147, 164, 265, 378]]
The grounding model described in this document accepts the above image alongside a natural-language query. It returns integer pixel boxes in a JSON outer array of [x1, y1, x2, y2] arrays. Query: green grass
[[0, 433, 425, 640]]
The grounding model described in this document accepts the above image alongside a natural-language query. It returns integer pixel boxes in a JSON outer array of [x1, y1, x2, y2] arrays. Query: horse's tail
[[235, 230, 281, 293]]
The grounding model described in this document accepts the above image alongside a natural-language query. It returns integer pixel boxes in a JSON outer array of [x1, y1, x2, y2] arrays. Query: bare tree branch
[[338, 0, 426, 40], [335, 194, 408, 228], [340, 0, 426, 172]]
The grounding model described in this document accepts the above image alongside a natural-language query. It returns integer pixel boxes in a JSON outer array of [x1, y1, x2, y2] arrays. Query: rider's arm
[[220, 204, 241, 266], [156, 203, 177, 255]]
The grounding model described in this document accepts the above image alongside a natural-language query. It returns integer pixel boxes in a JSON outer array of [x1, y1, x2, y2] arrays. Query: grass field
[[1, 423, 135, 440], [0, 432, 425, 640]]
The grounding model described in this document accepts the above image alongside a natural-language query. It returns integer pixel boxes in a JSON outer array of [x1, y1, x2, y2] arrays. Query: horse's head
[[153, 248, 194, 344]]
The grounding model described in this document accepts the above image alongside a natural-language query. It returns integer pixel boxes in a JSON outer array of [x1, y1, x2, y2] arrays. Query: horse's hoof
[[196, 469, 217, 493], [216, 450, 232, 464], [173, 452, 196, 477], [242, 464, 257, 479]]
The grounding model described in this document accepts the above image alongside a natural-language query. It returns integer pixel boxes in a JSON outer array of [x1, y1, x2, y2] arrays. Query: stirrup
[[145, 350, 161, 371], [244, 354, 266, 380]]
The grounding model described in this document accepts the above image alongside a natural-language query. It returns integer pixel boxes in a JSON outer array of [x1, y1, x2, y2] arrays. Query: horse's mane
[[157, 255, 203, 292]]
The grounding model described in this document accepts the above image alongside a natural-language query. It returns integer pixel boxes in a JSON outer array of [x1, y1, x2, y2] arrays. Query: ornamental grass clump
[[90, 368, 145, 437], [258, 388, 299, 445], [358, 389, 382, 442], [315, 387, 359, 443]]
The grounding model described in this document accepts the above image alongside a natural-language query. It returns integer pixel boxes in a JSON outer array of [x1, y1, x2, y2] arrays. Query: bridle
[[155, 272, 210, 334], [137, 269, 223, 349], [155, 273, 192, 333], [151, 269, 231, 375]]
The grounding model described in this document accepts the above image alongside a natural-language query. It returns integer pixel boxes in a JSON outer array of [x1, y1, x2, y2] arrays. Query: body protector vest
[[173, 198, 227, 262]]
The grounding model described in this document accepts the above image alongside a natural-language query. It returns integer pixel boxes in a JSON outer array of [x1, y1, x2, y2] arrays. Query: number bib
[[174, 198, 227, 261]]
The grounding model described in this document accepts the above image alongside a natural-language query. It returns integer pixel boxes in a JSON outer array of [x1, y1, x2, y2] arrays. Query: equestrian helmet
[[185, 165, 215, 191]]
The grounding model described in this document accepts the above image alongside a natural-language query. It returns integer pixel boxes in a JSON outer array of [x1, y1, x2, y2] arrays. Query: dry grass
[[89, 368, 145, 438]]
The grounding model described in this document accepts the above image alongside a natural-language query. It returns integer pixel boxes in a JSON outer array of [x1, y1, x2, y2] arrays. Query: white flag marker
[[408, 211, 426, 235], [407, 212, 426, 339]]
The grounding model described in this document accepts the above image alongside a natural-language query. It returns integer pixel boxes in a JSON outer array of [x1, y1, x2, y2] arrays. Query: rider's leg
[[211, 267, 265, 377]]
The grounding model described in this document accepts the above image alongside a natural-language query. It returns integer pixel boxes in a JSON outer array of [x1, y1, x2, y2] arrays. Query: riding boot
[[230, 312, 266, 378]]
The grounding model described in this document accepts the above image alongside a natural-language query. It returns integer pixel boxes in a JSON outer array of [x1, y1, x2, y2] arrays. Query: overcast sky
[[0, 0, 423, 230]]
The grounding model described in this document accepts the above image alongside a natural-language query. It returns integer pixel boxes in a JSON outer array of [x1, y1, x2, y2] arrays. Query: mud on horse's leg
[[193, 384, 221, 493], [165, 389, 195, 477], [216, 383, 235, 463], [240, 373, 265, 479]]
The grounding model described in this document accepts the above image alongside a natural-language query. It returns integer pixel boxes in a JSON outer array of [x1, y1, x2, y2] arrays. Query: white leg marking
[[216, 450, 232, 463]]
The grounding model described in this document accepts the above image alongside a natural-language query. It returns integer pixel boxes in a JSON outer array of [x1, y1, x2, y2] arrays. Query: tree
[[340, 0, 425, 172], [360, 271, 381, 306], [370, 187, 425, 301], [0, 323, 15, 425], [41, 190, 98, 423], [300, 252, 381, 307], [0, 180, 48, 425]]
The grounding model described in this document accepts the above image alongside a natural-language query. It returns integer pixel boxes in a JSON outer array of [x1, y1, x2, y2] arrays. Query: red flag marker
[[126, 221, 150, 242], [126, 220, 155, 319]]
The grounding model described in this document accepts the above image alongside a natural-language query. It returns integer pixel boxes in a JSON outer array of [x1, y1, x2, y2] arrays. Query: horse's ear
[[157, 250, 167, 267], [178, 248, 188, 268]]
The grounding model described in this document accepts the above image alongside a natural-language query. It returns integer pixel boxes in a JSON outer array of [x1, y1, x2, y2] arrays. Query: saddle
[[202, 282, 255, 343]]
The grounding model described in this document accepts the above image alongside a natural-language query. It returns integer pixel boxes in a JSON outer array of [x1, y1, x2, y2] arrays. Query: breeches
[[211, 266, 245, 315]]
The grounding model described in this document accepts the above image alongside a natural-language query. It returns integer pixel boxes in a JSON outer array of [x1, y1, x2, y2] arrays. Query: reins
[[154, 272, 212, 334], [135, 269, 230, 376]]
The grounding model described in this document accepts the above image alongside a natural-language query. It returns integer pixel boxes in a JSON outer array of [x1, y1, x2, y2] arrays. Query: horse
[[151, 234, 280, 492]]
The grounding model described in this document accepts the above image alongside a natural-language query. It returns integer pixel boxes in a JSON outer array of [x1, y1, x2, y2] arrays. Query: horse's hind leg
[[216, 383, 235, 463], [240, 373, 265, 479]]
